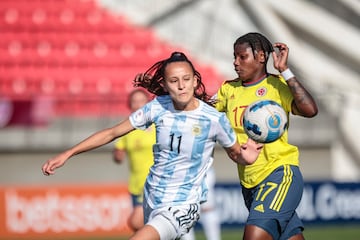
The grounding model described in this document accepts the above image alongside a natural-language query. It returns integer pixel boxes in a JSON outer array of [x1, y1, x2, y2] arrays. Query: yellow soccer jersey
[[215, 74, 299, 188], [114, 125, 155, 195]]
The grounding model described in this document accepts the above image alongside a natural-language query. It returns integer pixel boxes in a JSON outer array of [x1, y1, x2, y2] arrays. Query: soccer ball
[[242, 100, 288, 143]]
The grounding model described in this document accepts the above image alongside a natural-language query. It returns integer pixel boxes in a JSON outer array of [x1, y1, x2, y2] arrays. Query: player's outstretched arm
[[42, 119, 134, 176], [225, 138, 263, 165]]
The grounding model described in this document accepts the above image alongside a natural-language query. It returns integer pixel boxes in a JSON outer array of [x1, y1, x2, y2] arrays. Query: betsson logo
[[5, 190, 132, 233]]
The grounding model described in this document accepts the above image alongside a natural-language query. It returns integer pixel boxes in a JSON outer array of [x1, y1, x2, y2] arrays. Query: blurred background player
[[113, 88, 155, 231], [198, 166, 222, 240], [185, 165, 222, 240]]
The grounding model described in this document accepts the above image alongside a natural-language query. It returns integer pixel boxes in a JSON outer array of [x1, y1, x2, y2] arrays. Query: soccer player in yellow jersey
[[113, 88, 155, 231], [215, 32, 318, 240]]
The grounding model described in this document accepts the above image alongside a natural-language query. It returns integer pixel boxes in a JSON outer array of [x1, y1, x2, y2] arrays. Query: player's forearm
[[67, 128, 118, 158], [66, 119, 133, 160], [286, 77, 318, 117]]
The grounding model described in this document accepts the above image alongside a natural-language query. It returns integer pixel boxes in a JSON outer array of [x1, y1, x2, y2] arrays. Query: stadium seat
[[0, 0, 224, 118]]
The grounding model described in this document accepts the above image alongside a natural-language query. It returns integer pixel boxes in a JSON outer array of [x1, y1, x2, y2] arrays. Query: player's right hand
[[42, 154, 68, 176]]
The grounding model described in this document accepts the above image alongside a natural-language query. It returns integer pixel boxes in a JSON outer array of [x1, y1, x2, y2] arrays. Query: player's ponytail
[[134, 52, 214, 106]]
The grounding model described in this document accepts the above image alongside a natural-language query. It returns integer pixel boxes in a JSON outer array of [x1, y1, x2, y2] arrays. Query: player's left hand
[[272, 42, 289, 72]]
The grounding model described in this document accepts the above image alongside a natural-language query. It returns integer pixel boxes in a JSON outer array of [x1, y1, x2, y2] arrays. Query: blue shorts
[[242, 165, 304, 240], [131, 193, 143, 207]]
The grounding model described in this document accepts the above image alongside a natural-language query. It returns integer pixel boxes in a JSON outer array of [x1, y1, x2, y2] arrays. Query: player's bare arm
[[272, 42, 318, 118], [42, 119, 134, 175], [287, 79, 318, 117]]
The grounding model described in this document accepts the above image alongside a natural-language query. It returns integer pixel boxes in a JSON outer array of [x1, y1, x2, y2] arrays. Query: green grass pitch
[[59, 224, 360, 240]]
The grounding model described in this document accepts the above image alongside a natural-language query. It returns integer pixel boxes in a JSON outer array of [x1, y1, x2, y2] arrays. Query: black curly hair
[[234, 32, 274, 72]]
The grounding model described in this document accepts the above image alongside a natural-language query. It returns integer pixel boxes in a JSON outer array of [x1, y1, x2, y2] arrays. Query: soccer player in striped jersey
[[42, 51, 263, 240], [214, 32, 318, 240], [114, 89, 221, 240]]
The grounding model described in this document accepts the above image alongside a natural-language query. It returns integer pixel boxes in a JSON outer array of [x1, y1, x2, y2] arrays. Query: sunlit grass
[[6, 224, 360, 240]]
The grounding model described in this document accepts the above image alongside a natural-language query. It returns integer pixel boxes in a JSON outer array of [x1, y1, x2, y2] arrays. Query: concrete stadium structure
[[0, 0, 359, 185]]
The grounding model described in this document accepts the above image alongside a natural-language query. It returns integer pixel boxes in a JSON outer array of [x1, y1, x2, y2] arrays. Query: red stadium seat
[[0, 0, 224, 117]]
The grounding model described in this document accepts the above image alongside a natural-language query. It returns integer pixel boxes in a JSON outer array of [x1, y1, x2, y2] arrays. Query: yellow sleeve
[[214, 82, 228, 112], [114, 137, 126, 150]]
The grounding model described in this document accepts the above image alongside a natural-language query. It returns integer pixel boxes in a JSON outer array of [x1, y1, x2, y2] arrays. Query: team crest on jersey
[[256, 87, 267, 97], [192, 124, 201, 136]]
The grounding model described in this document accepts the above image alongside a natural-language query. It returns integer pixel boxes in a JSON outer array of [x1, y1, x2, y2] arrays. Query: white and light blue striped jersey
[[129, 95, 236, 209]]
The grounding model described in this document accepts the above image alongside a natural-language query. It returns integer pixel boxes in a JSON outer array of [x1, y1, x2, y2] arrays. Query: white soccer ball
[[242, 99, 288, 143]]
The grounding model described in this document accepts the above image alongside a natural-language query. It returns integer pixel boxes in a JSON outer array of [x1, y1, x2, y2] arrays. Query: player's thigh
[[243, 224, 273, 240], [144, 202, 200, 240], [130, 224, 160, 240]]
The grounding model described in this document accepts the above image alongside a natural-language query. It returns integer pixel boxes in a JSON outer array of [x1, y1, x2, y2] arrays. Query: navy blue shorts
[[242, 165, 304, 239], [131, 193, 143, 207]]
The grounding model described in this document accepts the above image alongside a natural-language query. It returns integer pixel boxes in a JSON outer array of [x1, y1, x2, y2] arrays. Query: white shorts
[[144, 201, 200, 240]]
